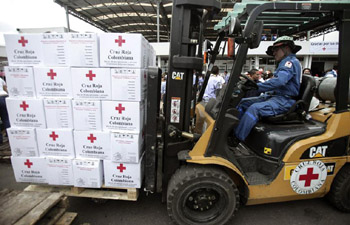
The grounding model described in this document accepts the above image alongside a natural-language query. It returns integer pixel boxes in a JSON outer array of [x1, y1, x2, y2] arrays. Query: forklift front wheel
[[167, 165, 239, 225], [328, 164, 350, 212]]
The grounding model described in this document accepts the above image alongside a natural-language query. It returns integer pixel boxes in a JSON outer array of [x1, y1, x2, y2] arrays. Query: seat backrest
[[263, 75, 316, 124], [297, 75, 316, 113]]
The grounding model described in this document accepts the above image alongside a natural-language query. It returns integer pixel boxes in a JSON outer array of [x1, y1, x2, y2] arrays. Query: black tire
[[328, 164, 350, 212], [167, 165, 239, 225]]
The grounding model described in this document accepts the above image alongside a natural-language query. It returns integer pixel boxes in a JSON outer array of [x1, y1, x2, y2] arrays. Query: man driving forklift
[[234, 36, 302, 144]]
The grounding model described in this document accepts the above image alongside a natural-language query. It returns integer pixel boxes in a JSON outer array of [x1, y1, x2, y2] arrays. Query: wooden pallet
[[25, 184, 139, 201], [0, 189, 77, 225]]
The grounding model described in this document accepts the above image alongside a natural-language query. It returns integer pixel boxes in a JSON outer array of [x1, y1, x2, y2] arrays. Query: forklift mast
[[163, 0, 221, 187]]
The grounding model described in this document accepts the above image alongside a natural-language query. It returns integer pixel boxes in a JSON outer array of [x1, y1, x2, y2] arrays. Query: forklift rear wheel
[[328, 164, 350, 212], [167, 165, 239, 225]]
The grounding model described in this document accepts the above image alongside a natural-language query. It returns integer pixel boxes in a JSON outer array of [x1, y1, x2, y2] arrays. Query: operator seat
[[263, 75, 316, 124]]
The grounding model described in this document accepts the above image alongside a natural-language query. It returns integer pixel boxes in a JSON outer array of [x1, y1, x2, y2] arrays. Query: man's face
[[273, 46, 285, 62], [251, 72, 259, 81]]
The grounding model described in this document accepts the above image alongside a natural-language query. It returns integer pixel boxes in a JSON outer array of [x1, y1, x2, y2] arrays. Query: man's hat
[[266, 36, 302, 56]]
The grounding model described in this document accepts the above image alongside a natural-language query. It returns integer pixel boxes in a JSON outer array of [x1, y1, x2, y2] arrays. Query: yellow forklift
[[146, 1, 350, 225]]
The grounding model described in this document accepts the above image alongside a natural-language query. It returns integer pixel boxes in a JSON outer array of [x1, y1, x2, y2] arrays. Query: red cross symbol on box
[[20, 101, 29, 111], [322, 47, 326, 51], [87, 134, 97, 143], [117, 164, 126, 172], [115, 103, 125, 114], [47, 69, 57, 80], [18, 36, 28, 47], [86, 70, 96, 81], [299, 168, 319, 187], [49, 131, 59, 141], [24, 159, 33, 168], [115, 36, 125, 47]]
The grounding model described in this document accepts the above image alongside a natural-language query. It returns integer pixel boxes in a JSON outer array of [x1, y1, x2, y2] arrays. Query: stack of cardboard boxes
[[5, 32, 155, 189]]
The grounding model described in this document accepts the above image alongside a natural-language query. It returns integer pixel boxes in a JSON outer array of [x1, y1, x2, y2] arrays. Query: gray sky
[[0, 0, 339, 46]]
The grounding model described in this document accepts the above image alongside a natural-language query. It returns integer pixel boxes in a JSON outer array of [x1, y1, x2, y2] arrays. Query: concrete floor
[[1, 162, 349, 225]]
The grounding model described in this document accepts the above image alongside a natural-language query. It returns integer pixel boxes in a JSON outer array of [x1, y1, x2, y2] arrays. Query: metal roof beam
[[159, 1, 171, 33], [281, 14, 336, 36]]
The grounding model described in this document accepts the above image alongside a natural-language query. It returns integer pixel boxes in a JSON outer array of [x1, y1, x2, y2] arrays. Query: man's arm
[[257, 66, 294, 93]]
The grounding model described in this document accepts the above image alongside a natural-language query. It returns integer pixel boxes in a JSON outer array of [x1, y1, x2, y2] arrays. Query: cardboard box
[[34, 67, 73, 98], [71, 68, 111, 100], [72, 158, 103, 188], [72, 100, 102, 131], [102, 101, 144, 132], [99, 33, 148, 68], [74, 130, 111, 160], [11, 157, 47, 183], [46, 157, 74, 186], [4, 34, 44, 66], [36, 128, 75, 157], [103, 155, 144, 188], [5, 66, 36, 98], [41, 33, 69, 67], [8, 127, 39, 157], [111, 68, 146, 101], [44, 99, 73, 128], [68, 33, 99, 67], [110, 131, 143, 163], [6, 98, 46, 128]]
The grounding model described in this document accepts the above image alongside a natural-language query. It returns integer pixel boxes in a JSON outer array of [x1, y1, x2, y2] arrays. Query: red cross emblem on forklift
[[18, 36, 28, 47], [290, 160, 327, 194], [299, 168, 319, 187]]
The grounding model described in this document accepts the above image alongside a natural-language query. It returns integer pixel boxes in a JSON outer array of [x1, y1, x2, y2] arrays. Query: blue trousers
[[234, 95, 295, 141]]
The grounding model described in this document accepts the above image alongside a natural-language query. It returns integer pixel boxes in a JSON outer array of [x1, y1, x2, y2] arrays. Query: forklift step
[[245, 172, 271, 185]]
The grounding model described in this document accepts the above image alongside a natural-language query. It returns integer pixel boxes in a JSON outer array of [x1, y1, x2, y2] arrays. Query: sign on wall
[[310, 42, 338, 53]]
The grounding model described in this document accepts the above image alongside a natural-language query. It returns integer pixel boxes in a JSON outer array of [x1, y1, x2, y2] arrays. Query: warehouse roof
[[54, 0, 234, 42], [54, 0, 348, 43]]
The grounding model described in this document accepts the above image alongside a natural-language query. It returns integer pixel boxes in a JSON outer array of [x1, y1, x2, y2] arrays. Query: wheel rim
[[181, 183, 228, 223]]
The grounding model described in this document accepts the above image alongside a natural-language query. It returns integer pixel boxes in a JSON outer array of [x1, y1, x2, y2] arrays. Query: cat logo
[[264, 147, 272, 155], [325, 162, 336, 175], [309, 146, 327, 158], [172, 71, 184, 80]]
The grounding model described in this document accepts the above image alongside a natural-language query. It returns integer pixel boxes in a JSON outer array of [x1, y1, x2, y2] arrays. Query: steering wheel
[[239, 74, 258, 89]]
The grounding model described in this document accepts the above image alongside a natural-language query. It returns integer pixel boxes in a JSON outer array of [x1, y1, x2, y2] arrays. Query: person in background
[[244, 69, 261, 98], [198, 74, 204, 92], [272, 34, 278, 41], [203, 66, 225, 102], [233, 36, 302, 145], [325, 65, 338, 77], [265, 70, 274, 81], [303, 68, 312, 76], [0, 76, 10, 144], [224, 71, 230, 84], [161, 73, 167, 103], [258, 69, 265, 83]]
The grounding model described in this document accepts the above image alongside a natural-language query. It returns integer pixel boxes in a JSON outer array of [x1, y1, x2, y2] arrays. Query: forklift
[[143, 1, 350, 225]]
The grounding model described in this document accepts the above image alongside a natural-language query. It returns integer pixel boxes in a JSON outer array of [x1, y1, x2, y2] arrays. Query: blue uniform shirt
[[258, 54, 301, 97]]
